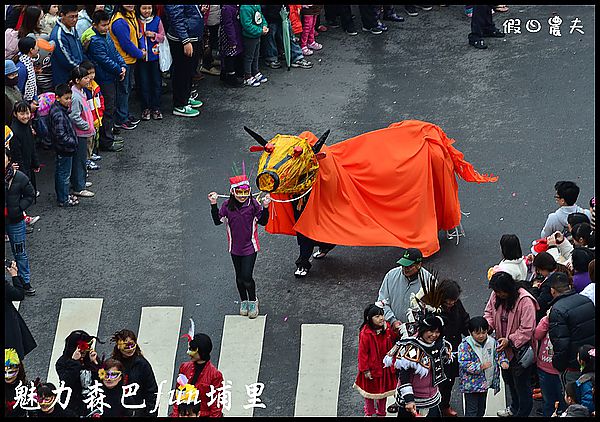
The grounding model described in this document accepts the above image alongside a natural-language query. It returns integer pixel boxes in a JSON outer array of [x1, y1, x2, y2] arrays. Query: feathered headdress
[[230, 161, 251, 192], [181, 318, 195, 343], [5, 348, 20, 367], [415, 267, 443, 312]]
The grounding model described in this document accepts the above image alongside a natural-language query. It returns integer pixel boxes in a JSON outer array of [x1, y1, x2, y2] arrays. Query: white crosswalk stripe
[[137, 306, 183, 417], [47, 298, 104, 386], [217, 315, 267, 417], [294, 324, 344, 416], [42, 299, 511, 416]]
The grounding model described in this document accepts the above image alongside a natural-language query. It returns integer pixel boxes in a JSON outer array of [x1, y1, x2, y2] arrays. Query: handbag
[[158, 40, 172, 72], [512, 341, 534, 375]]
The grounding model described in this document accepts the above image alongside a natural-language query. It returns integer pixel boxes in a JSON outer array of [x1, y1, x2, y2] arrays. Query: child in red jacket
[[353, 302, 398, 416]]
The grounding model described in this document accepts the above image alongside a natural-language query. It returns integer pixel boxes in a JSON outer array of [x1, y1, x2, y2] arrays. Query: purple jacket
[[219, 5, 244, 57], [573, 272, 591, 293], [212, 198, 268, 256]]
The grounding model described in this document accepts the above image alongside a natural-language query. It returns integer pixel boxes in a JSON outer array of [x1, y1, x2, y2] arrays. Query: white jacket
[[497, 258, 528, 281]]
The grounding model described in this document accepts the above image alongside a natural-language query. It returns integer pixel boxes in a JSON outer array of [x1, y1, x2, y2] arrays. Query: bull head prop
[[244, 127, 330, 195]]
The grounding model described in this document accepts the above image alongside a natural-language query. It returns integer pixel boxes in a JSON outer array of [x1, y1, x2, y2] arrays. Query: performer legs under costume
[[292, 190, 335, 277]]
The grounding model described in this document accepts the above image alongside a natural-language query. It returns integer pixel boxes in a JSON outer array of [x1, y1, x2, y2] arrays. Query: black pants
[[135, 60, 162, 111], [469, 5, 497, 42], [324, 5, 355, 31], [359, 5, 379, 30], [464, 392, 487, 417], [438, 377, 455, 410], [169, 39, 201, 108], [231, 253, 257, 301], [292, 204, 335, 269], [98, 82, 116, 148], [221, 55, 244, 78], [202, 24, 220, 68]]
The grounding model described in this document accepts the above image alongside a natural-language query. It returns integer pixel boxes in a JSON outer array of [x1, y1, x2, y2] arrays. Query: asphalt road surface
[[9, 5, 594, 417]]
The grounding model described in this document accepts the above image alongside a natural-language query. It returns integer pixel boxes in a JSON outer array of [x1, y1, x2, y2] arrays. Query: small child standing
[[79, 61, 104, 171], [534, 314, 565, 416], [574, 344, 595, 415], [15, 36, 39, 103], [353, 302, 397, 417], [300, 5, 323, 56], [9, 101, 40, 194], [69, 66, 96, 198], [239, 5, 268, 87], [136, 4, 165, 121], [458, 316, 509, 417], [208, 170, 270, 318], [48, 84, 79, 207]]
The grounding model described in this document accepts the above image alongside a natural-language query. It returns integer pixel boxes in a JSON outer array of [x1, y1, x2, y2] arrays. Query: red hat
[[229, 175, 250, 190], [531, 238, 549, 255]]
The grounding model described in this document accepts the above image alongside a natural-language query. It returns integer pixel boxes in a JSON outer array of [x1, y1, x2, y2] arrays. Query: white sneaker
[[254, 72, 268, 83], [239, 300, 249, 316], [497, 407, 514, 417], [85, 181, 93, 188], [294, 267, 308, 277], [73, 189, 95, 198], [248, 299, 259, 319]]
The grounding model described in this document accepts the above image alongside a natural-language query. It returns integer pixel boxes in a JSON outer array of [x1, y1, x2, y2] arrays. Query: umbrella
[[280, 6, 291, 71]]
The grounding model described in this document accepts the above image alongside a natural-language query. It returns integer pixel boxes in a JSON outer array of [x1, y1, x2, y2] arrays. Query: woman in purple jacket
[[219, 5, 244, 87], [208, 172, 270, 319]]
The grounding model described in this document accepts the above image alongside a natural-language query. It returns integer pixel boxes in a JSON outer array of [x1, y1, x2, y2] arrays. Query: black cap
[[397, 248, 423, 266]]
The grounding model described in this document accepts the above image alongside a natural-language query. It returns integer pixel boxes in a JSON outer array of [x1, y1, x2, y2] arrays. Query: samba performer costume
[[209, 164, 271, 318], [384, 315, 453, 417], [243, 120, 498, 278]]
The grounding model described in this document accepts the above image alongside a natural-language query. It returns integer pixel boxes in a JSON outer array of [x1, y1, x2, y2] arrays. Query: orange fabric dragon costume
[[245, 120, 498, 257]]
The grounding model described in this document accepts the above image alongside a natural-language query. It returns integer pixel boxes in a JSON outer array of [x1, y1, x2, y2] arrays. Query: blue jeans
[[55, 153, 73, 204], [70, 137, 88, 192], [538, 369, 566, 417], [115, 64, 132, 124], [263, 21, 303, 63], [6, 220, 31, 285], [136, 60, 161, 111], [502, 363, 533, 417]]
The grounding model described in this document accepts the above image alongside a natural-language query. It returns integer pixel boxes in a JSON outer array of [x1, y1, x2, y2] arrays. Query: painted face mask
[[5, 366, 19, 382], [233, 186, 251, 201], [117, 340, 137, 353], [105, 370, 122, 380], [186, 348, 199, 358], [39, 395, 56, 411]]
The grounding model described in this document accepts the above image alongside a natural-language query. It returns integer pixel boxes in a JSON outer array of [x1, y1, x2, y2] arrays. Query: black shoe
[[112, 126, 121, 136], [128, 115, 141, 125], [344, 27, 358, 35], [23, 284, 36, 295], [384, 13, 405, 22], [415, 5, 433, 11], [469, 39, 488, 49], [26, 225, 34, 234], [405, 5, 419, 16], [484, 30, 506, 38], [99, 143, 124, 152], [325, 20, 340, 28], [294, 267, 309, 278]]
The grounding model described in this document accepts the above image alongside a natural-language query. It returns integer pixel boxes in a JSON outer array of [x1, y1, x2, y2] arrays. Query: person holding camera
[[5, 260, 37, 360], [5, 147, 36, 295]]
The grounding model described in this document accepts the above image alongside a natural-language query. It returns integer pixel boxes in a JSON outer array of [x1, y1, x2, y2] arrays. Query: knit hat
[[188, 334, 212, 361], [4, 59, 18, 76]]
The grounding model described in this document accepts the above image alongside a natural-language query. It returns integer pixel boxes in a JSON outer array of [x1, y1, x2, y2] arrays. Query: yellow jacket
[[109, 11, 142, 65]]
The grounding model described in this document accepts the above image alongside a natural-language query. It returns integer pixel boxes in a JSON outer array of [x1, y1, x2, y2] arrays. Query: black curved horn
[[312, 129, 330, 153], [243, 126, 268, 146]]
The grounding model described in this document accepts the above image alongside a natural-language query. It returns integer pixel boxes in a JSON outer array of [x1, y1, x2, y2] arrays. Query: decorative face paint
[[5, 366, 19, 382], [186, 348, 199, 358], [233, 186, 251, 203]]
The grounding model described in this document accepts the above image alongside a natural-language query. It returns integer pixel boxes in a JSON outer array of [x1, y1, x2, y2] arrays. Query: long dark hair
[[489, 271, 520, 311], [500, 234, 523, 260], [18, 5, 42, 38], [578, 344, 595, 373]]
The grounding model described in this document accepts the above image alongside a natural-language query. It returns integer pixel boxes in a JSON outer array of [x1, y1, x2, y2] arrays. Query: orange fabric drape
[[265, 120, 498, 257]]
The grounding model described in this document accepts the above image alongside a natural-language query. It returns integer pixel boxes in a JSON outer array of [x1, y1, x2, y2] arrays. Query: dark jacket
[[10, 120, 39, 177], [548, 290, 595, 372], [86, 27, 126, 85], [55, 355, 100, 416], [164, 5, 204, 44], [5, 275, 37, 359], [441, 299, 470, 379], [121, 354, 158, 416], [28, 406, 78, 417], [99, 382, 133, 417], [5, 170, 35, 224], [49, 102, 78, 156], [49, 20, 84, 86], [530, 272, 558, 322], [261, 5, 283, 24]]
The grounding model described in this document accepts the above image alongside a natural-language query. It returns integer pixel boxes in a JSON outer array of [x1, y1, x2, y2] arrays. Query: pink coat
[[484, 288, 539, 361]]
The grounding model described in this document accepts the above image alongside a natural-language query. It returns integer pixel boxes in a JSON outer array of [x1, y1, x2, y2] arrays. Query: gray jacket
[[540, 204, 591, 238], [377, 267, 432, 324]]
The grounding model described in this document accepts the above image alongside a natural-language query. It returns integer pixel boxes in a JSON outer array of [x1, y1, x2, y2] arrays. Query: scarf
[[18, 54, 37, 102]]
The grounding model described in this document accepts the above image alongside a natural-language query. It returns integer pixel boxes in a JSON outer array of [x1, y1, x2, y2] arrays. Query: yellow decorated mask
[[117, 340, 137, 353]]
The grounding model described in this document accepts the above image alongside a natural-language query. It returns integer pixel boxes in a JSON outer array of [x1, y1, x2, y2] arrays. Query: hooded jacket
[[483, 287, 539, 361], [49, 19, 83, 86], [548, 290, 595, 372]]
